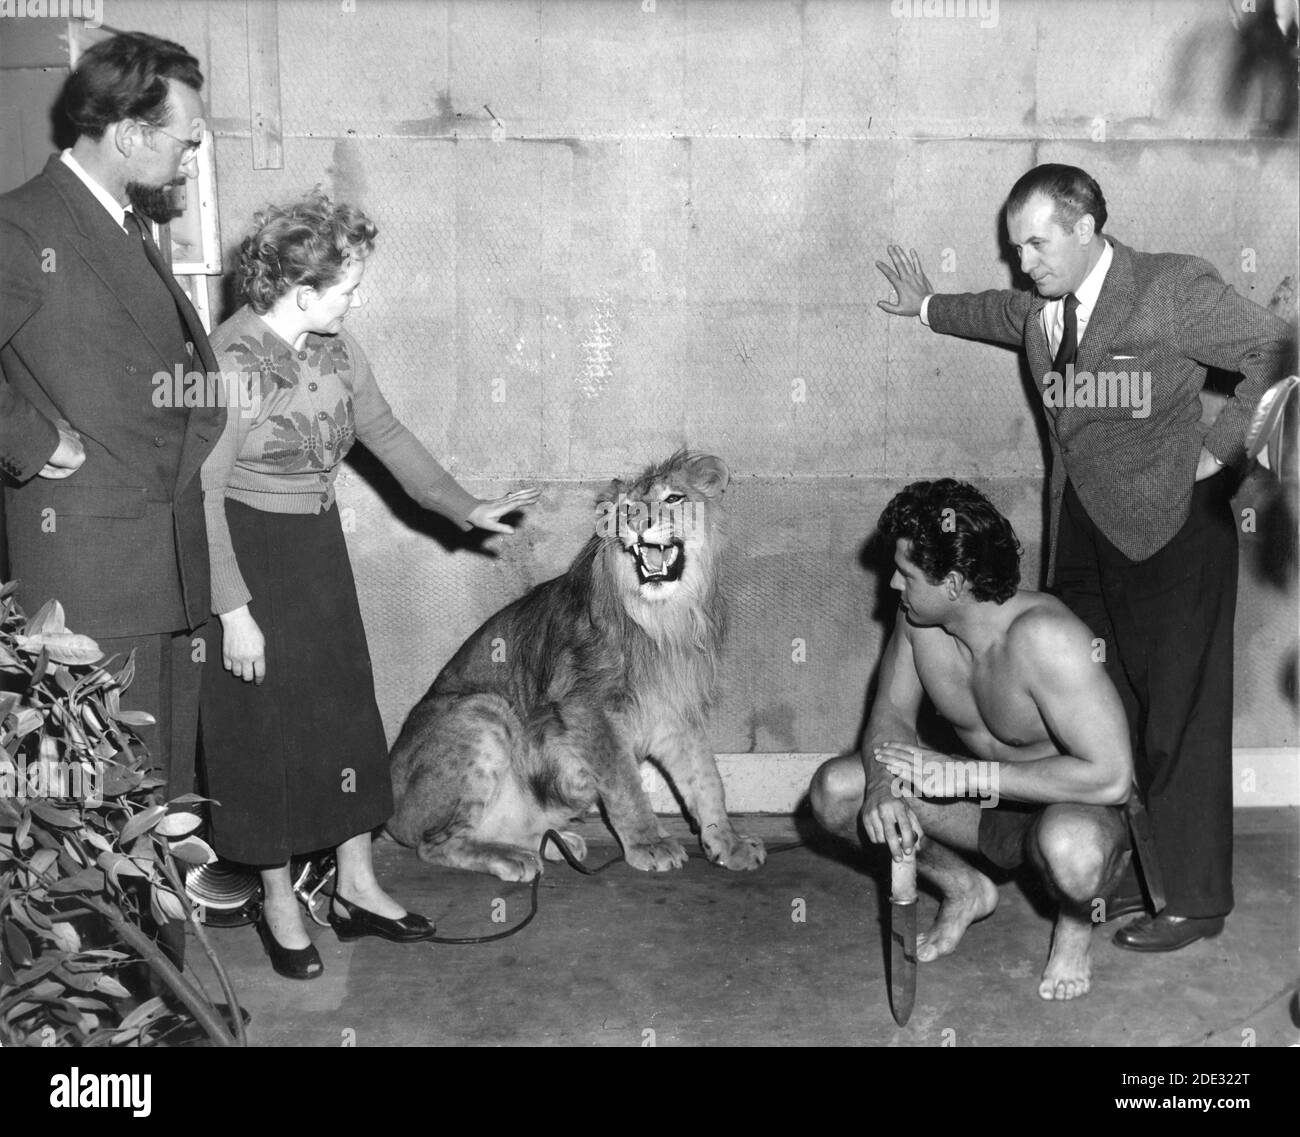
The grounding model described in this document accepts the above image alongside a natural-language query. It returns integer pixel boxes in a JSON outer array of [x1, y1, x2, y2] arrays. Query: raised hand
[[875, 244, 934, 317]]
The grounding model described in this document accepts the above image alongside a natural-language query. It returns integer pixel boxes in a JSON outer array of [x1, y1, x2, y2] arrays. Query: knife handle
[[891, 849, 918, 904]]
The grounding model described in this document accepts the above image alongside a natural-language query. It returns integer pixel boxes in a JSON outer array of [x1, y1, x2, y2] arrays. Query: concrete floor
[[188, 809, 1299, 1047]]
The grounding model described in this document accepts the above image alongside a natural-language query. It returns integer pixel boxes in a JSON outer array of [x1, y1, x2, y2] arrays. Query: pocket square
[[1111, 355, 1137, 360]]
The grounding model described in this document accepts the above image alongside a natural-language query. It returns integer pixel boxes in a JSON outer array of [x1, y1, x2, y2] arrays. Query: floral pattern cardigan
[[201, 306, 479, 614]]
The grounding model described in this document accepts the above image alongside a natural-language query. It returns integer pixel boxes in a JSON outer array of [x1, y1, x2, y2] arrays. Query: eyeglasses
[[147, 124, 202, 163]]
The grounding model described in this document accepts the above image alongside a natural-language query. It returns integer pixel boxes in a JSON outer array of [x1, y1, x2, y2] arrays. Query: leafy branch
[[0, 582, 244, 1046]]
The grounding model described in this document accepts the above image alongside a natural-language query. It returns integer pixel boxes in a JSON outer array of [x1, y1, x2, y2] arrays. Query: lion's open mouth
[[630, 540, 686, 585]]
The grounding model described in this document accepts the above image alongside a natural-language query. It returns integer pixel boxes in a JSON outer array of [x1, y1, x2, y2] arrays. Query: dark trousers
[[96, 627, 204, 797], [1053, 476, 1237, 918], [96, 627, 205, 977]]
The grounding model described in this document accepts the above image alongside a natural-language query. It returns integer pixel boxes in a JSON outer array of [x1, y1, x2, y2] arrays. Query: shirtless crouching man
[[811, 479, 1133, 1000]]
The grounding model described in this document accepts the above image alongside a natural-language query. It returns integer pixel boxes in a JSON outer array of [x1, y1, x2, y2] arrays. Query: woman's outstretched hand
[[467, 487, 542, 534]]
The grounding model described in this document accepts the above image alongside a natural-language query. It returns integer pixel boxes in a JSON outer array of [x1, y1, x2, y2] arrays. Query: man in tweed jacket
[[876, 163, 1293, 952]]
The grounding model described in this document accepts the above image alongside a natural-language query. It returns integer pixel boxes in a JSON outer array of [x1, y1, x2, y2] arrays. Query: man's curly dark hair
[[877, 479, 1022, 604]]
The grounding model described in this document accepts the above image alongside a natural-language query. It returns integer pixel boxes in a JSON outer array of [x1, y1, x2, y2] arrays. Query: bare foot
[[917, 871, 998, 962], [1039, 912, 1093, 1000]]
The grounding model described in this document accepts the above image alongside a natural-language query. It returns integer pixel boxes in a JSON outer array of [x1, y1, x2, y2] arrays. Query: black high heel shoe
[[329, 893, 436, 943], [255, 915, 324, 980]]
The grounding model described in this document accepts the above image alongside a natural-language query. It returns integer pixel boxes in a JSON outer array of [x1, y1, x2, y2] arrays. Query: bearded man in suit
[[875, 163, 1293, 952], [0, 32, 225, 974]]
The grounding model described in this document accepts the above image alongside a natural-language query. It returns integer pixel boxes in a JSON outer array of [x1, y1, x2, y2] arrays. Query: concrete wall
[[103, 0, 1298, 765]]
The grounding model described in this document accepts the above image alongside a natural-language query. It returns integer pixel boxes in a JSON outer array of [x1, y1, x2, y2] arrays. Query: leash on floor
[[421, 829, 623, 944], [411, 830, 806, 945]]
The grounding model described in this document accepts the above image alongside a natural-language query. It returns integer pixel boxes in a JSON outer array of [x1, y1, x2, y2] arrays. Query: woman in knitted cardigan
[[201, 191, 538, 979]]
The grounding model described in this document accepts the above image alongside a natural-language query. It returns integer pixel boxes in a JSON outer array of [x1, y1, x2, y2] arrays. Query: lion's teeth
[[634, 543, 679, 580]]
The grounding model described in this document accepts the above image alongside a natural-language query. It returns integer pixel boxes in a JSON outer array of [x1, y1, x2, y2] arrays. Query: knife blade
[[889, 848, 918, 1026]]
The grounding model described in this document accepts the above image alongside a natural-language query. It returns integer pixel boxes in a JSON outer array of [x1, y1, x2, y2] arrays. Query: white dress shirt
[[1042, 239, 1113, 356], [60, 148, 130, 232]]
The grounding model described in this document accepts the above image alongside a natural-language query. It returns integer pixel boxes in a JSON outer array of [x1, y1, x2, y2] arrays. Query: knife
[[889, 848, 918, 1026]]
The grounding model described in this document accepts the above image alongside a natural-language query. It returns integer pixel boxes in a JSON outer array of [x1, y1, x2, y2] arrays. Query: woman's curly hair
[[877, 479, 1022, 604], [237, 190, 377, 314]]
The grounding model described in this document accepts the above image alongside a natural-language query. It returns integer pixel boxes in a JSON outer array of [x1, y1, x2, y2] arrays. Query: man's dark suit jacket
[[0, 155, 225, 638], [928, 238, 1294, 576]]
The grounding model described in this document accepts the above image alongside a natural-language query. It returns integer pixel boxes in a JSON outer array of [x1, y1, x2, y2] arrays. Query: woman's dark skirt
[[199, 499, 393, 865]]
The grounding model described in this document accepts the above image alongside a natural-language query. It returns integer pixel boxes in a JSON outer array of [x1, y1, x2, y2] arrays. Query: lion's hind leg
[[389, 694, 547, 882]]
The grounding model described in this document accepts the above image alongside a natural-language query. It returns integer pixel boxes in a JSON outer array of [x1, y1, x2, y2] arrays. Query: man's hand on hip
[[38, 421, 85, 480], [1194, 446, 1226, 482], [876, 244, 934, 317]]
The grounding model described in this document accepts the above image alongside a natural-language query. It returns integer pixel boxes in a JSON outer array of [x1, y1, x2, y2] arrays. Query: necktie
[[124, 210, 216, 372], [1052, 292, 1079, 374]]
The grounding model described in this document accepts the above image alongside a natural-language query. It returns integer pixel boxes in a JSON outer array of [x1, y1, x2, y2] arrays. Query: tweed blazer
[[0, 155, 225, 637], [928, 238, 1294, 575]]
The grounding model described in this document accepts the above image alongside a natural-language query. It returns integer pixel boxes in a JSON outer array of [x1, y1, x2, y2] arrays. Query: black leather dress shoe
[[1113, 912, 1225, 952], [329, 894, 436, 943]]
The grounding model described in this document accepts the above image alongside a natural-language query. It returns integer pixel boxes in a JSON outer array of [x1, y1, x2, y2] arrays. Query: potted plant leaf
[[0, 581, 245, 1046]]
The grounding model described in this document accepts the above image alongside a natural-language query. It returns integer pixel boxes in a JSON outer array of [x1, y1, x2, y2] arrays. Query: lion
[[387, 451, 766, 882]]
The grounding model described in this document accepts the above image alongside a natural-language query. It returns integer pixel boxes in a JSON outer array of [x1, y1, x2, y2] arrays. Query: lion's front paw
[[704, 827, 767, 871], [622, 837, 689, 872]]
